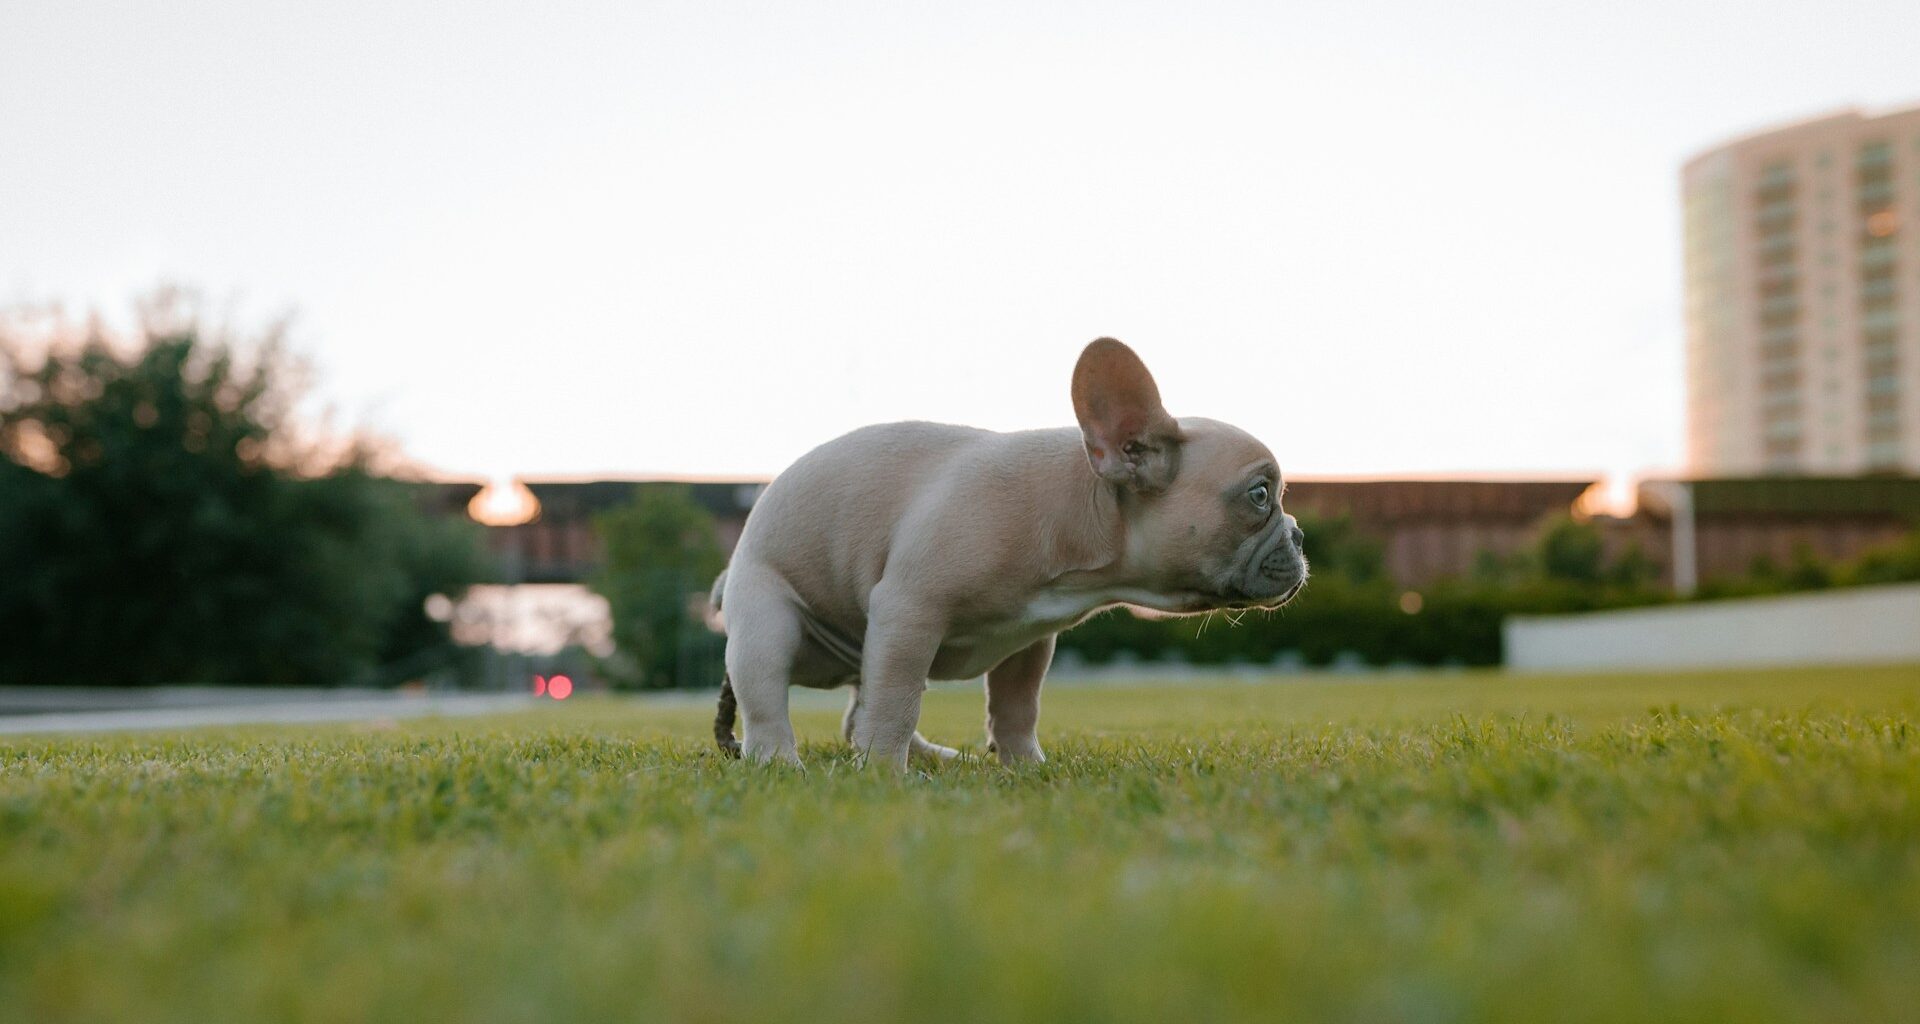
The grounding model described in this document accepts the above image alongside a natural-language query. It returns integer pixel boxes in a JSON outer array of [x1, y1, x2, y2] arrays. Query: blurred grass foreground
[[4, 665, 1919, 1023]]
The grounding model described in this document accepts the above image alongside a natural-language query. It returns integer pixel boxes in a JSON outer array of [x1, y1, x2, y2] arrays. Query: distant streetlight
[[468, 477, 541, 526]]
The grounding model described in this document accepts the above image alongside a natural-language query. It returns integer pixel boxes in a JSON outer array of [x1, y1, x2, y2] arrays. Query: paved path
[[0, 668, 1343, 738], [0, 690, 537, 736]]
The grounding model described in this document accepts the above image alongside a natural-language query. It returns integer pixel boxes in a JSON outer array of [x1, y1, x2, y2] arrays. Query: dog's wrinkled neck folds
[[1034, 432, 1171, 596]]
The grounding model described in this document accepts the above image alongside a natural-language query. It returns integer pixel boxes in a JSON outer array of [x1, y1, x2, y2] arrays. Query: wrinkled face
[[1120, 418, 1309, 613]]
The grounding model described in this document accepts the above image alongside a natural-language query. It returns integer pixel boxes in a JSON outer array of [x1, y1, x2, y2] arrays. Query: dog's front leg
[[854, 586, 943, 772], [986, 636, 1054, 765]]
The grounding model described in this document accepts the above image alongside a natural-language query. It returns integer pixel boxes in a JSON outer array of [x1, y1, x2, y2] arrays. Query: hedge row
[[1051, 580, 1668, 668]]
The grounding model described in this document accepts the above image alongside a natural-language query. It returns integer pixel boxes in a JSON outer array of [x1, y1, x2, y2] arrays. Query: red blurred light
[[548, 675, 573, 700], [532, 675, 546, 696]]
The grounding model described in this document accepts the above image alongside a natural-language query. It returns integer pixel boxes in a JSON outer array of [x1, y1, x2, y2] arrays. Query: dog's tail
[[714, 675, 741, 757], [709, 570, 741, 757]]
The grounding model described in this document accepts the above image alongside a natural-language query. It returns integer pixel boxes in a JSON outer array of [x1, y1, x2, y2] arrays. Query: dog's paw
[[993, 741, 1046, 766]]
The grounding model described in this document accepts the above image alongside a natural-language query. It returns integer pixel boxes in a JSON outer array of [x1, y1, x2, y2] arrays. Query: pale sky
[[3, 1, 1915, 484]]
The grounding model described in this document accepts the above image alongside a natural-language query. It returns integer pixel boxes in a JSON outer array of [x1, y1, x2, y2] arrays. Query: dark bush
[[1050, 513, 1672, 669], [590, 484, 727, 689], [0, 311, 489, 687]]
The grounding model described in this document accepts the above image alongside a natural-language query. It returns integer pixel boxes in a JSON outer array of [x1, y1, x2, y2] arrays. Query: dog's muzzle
[[1251, 514, 1313, 603], [1235, 514, 1308, 608]]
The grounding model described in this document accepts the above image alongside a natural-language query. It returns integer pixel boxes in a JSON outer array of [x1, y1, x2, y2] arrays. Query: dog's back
[[727, 421, 990, 624]]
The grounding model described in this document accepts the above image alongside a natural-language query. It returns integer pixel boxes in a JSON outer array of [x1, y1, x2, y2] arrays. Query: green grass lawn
[[4, 666, 1919, 1024]]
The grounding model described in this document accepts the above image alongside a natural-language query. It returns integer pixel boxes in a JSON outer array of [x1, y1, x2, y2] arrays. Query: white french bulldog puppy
[[711, 338, 1307, 770]]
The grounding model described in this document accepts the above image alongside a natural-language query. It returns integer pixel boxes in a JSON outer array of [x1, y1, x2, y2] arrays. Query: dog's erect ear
[[1071, 337, 1182, 493]]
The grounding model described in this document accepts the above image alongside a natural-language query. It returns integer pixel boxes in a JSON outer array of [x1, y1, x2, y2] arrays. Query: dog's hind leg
[[841, 684, 861, 745], [910, 731, 961, 762], [719, 569, 804, 767]]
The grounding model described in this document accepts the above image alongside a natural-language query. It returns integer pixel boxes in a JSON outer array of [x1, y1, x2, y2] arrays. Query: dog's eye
[[1248, 483, 1270, 510]]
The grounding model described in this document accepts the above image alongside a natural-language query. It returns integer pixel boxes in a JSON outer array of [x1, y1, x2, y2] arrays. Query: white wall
[[1506, 583, 1920, 671]]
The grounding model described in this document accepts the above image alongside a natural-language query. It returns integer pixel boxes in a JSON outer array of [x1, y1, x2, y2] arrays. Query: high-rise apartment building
[[1683, 105, 1920, 474]]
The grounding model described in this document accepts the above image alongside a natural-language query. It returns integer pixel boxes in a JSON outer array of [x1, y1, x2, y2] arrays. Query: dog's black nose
[[1290, 521, 1305, 551]]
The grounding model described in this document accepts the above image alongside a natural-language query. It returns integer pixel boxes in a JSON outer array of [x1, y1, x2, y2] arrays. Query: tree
[[591, 484, 726, 688], [1291, 513, 1387, 586], [1839, 527, 1920, 585], [0, 302, 488, 687], [1605, 542, 1660, 589], [1533, 515, 1606, 585]]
